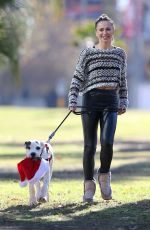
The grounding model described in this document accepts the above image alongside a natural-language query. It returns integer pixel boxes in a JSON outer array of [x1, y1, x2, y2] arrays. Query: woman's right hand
[[69, 106, 77, 112], [118, 106, 126, 115]]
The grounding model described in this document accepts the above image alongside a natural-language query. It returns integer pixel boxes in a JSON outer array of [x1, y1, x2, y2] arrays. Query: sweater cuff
[[68, 101, 77, 108], [119, 98, 129, 109]]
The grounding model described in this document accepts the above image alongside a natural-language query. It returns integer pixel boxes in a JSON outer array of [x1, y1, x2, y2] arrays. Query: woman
[[68, 14, 128, 202]]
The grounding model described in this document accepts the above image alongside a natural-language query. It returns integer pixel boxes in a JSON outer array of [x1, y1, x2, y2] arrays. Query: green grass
[[0, 106, 150, 230]]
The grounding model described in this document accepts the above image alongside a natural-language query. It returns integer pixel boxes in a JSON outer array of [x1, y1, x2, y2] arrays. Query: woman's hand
[[69, 106, 77, 112], [118, 106, 126, 115]]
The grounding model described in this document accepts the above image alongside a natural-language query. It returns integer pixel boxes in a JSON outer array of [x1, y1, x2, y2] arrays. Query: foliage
[[50, 0, 64, 20], [114, 26, 128, 51], [0, 0, 15, 7], [0, 0, 30, 86], [73, 21, 95, 40], [71, 20, 96, 46], [71, 20, 127, 50]]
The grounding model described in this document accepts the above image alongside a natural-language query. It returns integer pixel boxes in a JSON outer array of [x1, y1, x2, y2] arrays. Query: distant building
[[117, 0, 150, 108], [64, 0, 102, 20]]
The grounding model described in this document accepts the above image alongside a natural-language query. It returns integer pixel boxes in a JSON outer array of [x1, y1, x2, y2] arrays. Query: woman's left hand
[[118, 106, 126, 115]]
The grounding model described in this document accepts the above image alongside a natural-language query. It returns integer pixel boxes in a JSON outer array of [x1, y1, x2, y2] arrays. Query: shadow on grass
[[0, 170, 83, 181], [1, 200, 150, 230], [0, 154, 24, 159], [0, 151, 83, 160], [112, 162, 150, 177], [1, 161, 150, 181], [1, 140, 150, 161], [116, 147, 150, 153], [0, 139, 150, 146]]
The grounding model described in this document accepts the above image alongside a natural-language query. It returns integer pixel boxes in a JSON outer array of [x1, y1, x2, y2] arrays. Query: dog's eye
[[36, 146, 41, 150]]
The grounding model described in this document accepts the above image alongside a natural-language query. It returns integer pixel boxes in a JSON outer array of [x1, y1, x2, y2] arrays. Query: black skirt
[[82, 88, 119, 112]]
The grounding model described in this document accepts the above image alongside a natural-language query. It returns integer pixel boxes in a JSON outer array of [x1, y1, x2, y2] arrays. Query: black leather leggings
[[81, 89, 118, 180]]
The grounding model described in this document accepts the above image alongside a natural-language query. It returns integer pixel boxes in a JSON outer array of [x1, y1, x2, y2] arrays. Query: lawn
[[0, 106, 150, 230]]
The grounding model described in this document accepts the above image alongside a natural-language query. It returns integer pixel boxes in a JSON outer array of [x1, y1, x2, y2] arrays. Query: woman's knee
[[84, 143, 96, 156], [101, 143, 113, 156]]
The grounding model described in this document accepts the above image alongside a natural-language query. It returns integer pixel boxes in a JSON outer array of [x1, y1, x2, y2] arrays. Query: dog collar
[[45, 155, 53, 162]]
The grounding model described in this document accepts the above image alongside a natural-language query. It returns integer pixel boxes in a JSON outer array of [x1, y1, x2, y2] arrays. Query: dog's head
[[25, 140, 53, 160]]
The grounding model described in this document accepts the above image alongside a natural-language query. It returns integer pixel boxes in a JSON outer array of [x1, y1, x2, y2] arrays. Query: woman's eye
[[36, 146, 41, 150], [106, 28, 111, 31]]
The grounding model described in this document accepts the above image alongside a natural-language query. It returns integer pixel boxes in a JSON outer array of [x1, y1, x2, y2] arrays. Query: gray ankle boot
[[83, 179, 96, 203], [98, 172, 112, 200]]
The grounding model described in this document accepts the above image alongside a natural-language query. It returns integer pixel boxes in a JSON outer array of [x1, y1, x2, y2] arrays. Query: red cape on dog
[[17, 158, 49, 187]]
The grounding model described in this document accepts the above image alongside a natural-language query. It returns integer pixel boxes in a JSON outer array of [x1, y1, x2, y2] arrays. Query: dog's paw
[[29, 200, 38, 206], [38, 197, 47, 203]]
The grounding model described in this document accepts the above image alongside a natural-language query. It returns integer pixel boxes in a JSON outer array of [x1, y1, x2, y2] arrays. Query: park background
[[0, 0, 150, 108], [0, 1, 150, 230]]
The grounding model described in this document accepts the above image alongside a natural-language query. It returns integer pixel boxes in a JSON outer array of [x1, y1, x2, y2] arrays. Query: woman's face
[[96, 20, 114, 44]]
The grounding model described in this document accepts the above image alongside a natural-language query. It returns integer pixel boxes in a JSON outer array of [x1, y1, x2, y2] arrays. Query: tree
[[71, 19, 127, 51], [0, 0, 30, 86], [49, 0, 64, 20]]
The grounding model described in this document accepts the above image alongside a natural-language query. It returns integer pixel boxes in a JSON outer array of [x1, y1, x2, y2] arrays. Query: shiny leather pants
[[81, 89, 118, 180]]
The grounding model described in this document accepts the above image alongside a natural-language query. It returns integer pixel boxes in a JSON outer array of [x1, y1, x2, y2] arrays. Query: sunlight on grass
[[116, 110, 150, 140], [0, 107, 150, 142], [1, 179, 150, 208], [1, 107, 150, 229]]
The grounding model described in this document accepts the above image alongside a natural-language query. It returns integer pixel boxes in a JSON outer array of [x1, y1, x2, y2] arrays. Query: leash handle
[[47, 110, 72, 142], [73, 106, 118, 115]]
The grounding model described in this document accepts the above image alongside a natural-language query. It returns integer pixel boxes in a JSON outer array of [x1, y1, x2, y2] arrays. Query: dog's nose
[[31, 152, 36, 158]]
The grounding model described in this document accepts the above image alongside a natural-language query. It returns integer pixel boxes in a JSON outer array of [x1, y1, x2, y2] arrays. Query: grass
[[0, 106, 150, 230]]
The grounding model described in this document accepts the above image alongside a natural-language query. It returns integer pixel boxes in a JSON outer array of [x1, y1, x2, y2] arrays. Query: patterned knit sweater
[[68, 46, 128, 108]]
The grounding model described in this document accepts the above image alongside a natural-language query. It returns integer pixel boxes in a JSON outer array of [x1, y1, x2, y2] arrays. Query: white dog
[[17, 140, 53, 206]]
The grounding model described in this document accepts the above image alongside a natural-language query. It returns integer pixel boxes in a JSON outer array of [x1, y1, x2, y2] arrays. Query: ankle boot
[[98, 172, 112, 200], [83, 179, 96, 203]]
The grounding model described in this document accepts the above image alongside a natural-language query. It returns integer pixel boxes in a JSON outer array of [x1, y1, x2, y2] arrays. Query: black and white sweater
[[68, 46, 128, 108]]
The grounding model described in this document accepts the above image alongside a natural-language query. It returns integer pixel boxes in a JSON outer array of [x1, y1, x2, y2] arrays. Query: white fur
[[25, 140, 53, 206], [19, 180, 28, 187]]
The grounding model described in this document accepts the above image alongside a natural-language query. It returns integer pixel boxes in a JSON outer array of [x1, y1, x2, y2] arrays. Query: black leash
[[47, 110, 72, 142], [47, 107, 86, 142], [47, 106, 118, 142]]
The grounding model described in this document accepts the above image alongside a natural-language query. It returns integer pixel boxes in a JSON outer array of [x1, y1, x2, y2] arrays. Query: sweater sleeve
[[68, 49, 86, 108], [119, 50, 129, 108]]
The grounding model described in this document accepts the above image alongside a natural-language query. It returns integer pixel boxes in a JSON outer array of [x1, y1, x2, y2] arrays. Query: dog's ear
[[24, 141, 31, 148]]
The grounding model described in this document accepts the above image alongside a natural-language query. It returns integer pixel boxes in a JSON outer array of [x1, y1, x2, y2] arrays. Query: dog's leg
[[46, 160, 53, 202], [49, 159, 53, 181], [36, 181, 41, 201], [39, 171, 50, 202], [29, 183, 37, 206]]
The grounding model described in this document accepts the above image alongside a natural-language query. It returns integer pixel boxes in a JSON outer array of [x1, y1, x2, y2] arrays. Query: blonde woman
[[68, 14, 128, 202]]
